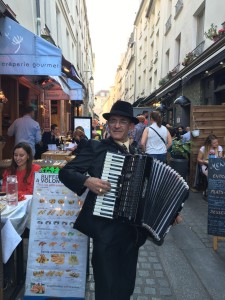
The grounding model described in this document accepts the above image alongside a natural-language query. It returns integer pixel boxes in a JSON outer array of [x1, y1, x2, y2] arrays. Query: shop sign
[[0, 17, 62, 76], [45, 90, 69, 100]]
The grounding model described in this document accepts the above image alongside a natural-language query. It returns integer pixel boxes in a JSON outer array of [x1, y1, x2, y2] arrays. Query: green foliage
[[205, 23, 218, 40], [171, 140, 191, 159]]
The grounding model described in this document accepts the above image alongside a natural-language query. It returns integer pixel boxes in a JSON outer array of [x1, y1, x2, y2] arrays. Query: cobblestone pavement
[[85, 191, 225, 300]]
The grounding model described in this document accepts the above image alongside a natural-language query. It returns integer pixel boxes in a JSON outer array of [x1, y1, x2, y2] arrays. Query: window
[[175, 34, 181, 66], [56, 5, 61, 46], [196, 9, 205, 44]]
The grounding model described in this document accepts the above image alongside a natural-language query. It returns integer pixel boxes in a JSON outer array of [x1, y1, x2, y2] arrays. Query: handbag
[[192, 116, 200, 137]]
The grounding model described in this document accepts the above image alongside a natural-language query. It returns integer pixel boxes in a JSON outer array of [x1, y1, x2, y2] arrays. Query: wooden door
[[190, 105, 225, 188]]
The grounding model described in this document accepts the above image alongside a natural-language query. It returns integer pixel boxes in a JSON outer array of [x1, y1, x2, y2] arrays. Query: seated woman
[[2, 142, 41, 195], [197, 134, 223, 176], [69, 126, 88, 155], [197, 134, 223, 199]]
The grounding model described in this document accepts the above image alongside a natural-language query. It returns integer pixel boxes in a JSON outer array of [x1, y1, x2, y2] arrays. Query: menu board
[[24, 173, 88, 299], [208, 158, 225, 236]]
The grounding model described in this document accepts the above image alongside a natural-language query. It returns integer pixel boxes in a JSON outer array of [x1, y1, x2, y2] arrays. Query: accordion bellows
[[93, 152, 189, 244]]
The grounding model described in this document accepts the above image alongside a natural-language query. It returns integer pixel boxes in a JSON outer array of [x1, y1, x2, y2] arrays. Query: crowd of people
[[2, 102, 224, 300]]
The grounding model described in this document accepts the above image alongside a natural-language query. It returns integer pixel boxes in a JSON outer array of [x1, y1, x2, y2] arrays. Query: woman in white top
[[197, 134, 223, 176], [141, 111, 172, 163]]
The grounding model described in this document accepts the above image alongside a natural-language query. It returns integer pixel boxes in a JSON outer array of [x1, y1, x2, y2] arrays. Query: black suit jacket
[[59, 137, 147, 245], [42, 131, 60, 152]]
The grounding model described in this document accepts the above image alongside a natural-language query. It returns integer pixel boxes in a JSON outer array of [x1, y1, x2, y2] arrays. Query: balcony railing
[[192, 41, 205, 57], [165, 15, 172, 35], [175, 0, 183, 18], [150, 25, 154, 37], [156, 11, 160, 25], [181, 41, 205, 67], [149, 60, 154, 71], [154, 51, 158, 64]]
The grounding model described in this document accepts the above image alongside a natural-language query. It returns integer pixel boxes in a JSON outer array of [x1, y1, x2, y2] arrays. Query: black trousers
[[91, 226, 146, 300]]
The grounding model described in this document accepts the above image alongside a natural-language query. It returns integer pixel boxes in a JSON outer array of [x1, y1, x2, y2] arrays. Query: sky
[[85, 0, 141, 93]]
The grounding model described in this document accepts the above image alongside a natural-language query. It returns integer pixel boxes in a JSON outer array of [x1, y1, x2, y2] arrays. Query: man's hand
[[84, 177, 111, 195], [173, 214, 183, 226]]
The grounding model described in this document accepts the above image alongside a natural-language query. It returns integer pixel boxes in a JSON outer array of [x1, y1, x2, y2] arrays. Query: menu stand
[[213, 236, 225, 251], [208, 158, 225, 251]]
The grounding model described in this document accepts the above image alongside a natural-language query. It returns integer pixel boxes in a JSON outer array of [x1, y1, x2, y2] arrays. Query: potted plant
[[204, 23, 220, 41], [170, 139, 191, 159], [182, 52, 196, 67], [169, 140, 191, 180]]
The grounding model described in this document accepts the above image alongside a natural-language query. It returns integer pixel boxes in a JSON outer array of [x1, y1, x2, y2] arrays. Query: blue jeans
[[148, 153, 167, 163]]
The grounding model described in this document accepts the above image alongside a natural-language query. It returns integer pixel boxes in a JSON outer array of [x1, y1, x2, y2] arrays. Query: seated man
[[41, 124, 60, 152]]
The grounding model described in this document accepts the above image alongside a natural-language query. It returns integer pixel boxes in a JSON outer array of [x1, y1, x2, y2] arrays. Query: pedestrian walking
[[141, 111, 172, 163], [7, 106, 41, 157], [132, 114, 146, 149]]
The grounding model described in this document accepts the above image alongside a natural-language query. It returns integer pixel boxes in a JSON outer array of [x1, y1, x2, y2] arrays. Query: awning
[[0, 16, 62, 75], [67, 78, 83, 101], [139, 92, 157, 106], [62, 56, 85, 89], [50, 76, 70, 95], [156, 78, 182, 98], [132, 97, 144, 107]]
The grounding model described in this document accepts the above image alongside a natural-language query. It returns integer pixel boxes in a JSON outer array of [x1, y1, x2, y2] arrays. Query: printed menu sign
[[24, 173, 88, 299], [208, 158, 225, 236]]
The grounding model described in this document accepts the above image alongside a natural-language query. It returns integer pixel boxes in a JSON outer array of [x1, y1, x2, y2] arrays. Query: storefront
[[0, 15, 62, 159]]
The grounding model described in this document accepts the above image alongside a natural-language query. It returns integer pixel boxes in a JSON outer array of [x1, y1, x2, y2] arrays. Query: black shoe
[[202, 191, 207, 201]]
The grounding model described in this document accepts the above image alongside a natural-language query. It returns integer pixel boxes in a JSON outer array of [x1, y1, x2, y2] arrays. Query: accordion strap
[[149, 126, 166, 145]]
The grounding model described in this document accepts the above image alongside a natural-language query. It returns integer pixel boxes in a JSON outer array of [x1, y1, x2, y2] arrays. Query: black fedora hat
[[103, 100, 139, 124]]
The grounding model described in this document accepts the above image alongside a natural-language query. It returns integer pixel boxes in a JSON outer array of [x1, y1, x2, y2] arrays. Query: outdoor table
[[1, 195, 32, 263], [0, 195, 32, 298], [41, 150, 73, 161]]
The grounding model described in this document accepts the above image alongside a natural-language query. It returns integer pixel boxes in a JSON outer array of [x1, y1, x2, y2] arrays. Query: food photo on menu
[[24, 173, 88, 298]]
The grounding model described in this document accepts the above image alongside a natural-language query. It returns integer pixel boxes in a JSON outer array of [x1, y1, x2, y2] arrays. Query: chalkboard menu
[[24, 173, 88, 299], [208, 158, 225, 236]]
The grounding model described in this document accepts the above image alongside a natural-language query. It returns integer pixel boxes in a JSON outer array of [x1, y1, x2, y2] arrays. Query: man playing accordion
[[59, 101, 182, 300]]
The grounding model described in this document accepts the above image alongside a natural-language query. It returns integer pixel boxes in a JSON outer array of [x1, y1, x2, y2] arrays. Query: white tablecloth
[[1, 195, 32, 263]]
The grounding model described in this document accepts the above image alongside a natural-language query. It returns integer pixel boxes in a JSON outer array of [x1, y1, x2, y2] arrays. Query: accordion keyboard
[[93, 152, 125, 218]]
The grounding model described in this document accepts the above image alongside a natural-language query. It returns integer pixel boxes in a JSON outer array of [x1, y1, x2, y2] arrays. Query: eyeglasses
[[108, 119, 130, 126]]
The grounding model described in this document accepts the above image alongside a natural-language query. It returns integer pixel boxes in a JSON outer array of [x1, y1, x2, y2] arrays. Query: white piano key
[[93, 211, 113, 219], [94, 206, 114, 212], [95, 201, 115, 207]]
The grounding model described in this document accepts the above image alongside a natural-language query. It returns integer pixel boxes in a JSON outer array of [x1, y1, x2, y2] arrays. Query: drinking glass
[[6, 175, 18, 206]]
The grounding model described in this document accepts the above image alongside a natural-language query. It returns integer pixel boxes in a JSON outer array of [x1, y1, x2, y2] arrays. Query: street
[[85, 190, 225, 300], [14, 190, 225, 300]]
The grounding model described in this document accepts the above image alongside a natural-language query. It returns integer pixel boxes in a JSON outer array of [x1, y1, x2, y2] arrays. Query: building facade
[[107, 0, 225, 120], [0, 0, 94, 159], [105, 0, 225, 187]]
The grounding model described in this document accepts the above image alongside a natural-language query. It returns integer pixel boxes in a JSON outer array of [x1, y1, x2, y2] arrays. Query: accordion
[[93, 152, 189, 243]]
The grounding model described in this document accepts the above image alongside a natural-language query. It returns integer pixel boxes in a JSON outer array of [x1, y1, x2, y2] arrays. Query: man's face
[[52, 127, 59, 136], [108, 115, 132, 142]]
